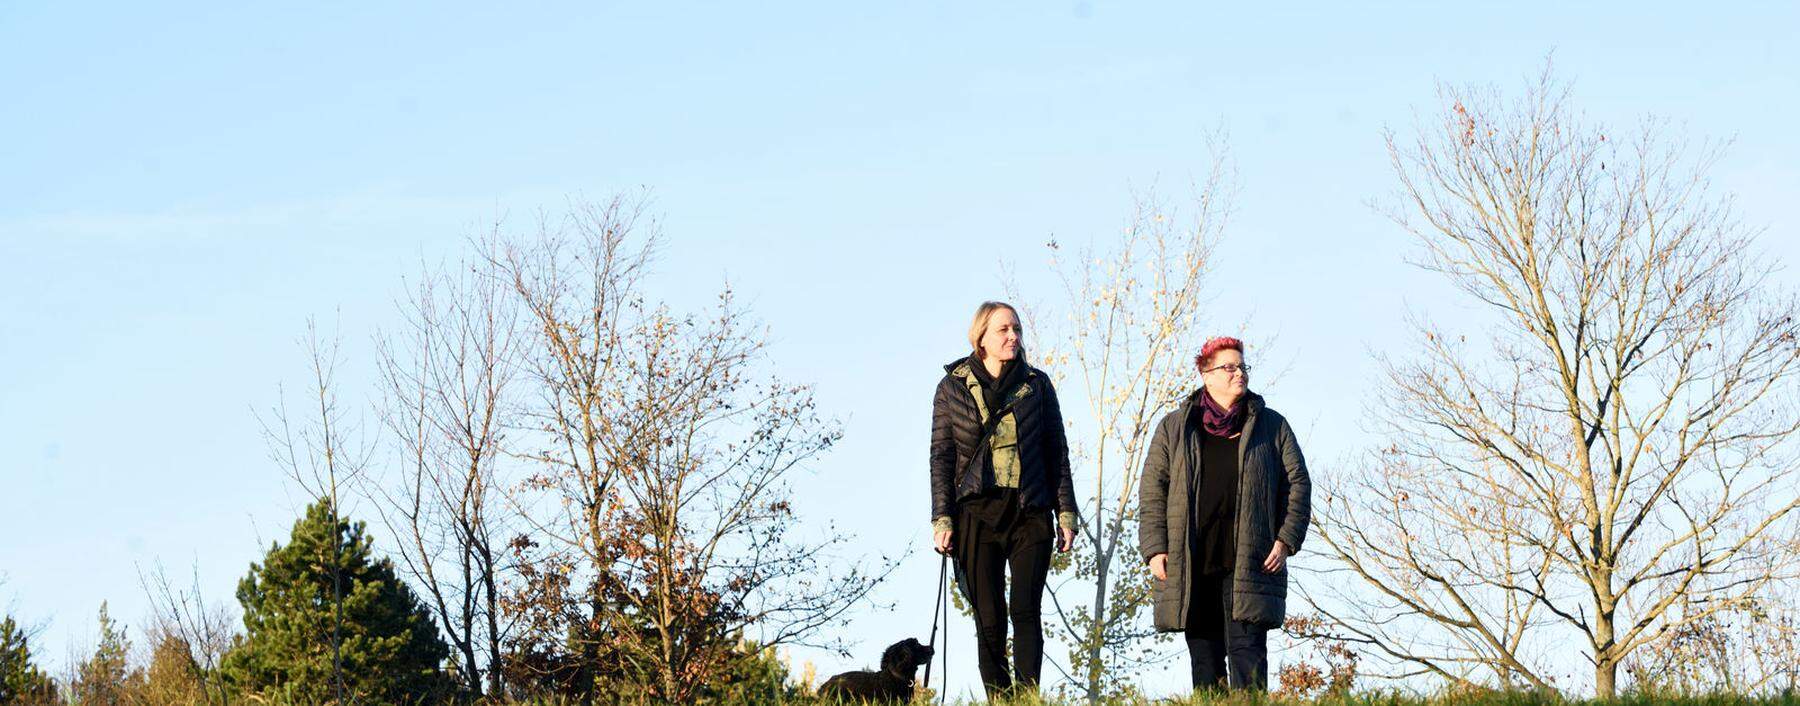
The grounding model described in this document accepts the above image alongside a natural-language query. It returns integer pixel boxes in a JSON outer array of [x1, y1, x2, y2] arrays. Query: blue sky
[[3, 1, 1797, 697]]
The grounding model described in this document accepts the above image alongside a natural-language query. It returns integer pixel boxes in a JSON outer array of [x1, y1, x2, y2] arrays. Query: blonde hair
[[967, 301, 1024, 360]]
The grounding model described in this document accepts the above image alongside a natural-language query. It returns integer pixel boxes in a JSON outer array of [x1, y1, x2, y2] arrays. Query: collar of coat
[[946, 357, 1039, 408], [1181, 388, 1264, 424]]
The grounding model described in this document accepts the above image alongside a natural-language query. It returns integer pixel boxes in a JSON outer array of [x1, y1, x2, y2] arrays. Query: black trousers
[[1185, 571, 1269, 691], [953, 493, 1054, 695]]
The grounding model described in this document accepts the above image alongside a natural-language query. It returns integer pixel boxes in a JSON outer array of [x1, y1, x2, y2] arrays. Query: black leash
[[922, 551, 950, 705]]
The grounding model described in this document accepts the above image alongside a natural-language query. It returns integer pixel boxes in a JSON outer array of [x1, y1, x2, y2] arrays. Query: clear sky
[[3, 1, 1797, 697]]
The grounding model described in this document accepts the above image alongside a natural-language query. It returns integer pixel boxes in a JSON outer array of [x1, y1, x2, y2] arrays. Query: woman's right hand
[[934, 528, 953, 555], [1149, 553, 1168, 581]]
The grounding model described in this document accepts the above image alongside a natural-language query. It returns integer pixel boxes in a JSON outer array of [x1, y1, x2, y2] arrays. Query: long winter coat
[[929, 357, 1080, 526], [1137, 391, 1311, 630]]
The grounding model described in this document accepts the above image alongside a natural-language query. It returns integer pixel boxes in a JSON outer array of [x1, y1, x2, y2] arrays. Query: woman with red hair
[[1137, 336, 1311, 692]]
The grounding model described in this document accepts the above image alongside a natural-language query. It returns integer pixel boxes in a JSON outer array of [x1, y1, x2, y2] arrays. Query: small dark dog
[[817, 637, 935, 703]]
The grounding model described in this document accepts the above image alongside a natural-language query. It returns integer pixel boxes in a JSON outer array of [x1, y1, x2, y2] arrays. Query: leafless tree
[[259, 320, 371, 702], [486, 196, 892, 700], [1622, 588, 1800, 695], [1018, 160, 1233, 701], [364, 252, 520, 696], [138, 563, 235, 704], [1307, 65, 1800, 698]]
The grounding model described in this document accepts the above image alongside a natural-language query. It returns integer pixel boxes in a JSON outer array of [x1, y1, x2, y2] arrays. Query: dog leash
[[923, 551, 949, 705]]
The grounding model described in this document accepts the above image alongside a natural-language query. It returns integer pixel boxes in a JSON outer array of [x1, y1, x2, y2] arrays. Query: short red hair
[[1195, 336, 1245, 372]]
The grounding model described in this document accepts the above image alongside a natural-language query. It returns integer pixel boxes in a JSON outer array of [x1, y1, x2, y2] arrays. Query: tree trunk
[[485, 555, 503, 697], [1594, 612, 1618, 699], [1594, 657, 1618, 699], [1083, 514, 1116, 704]]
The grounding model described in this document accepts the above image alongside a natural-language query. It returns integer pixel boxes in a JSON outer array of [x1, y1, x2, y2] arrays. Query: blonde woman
[[928, 301, 1079, 697]]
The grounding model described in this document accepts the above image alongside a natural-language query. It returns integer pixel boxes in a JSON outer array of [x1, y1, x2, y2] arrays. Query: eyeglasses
[[1202, 364, 1251, 375]]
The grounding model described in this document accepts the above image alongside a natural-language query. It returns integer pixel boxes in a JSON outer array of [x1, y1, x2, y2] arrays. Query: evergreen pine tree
[[222, 499, 451, 703], [72, 601, 144, 702], [0, 615, 56, 704]]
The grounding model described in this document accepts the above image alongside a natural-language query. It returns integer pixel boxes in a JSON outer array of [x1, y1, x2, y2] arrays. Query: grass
[[774, 690, 1800, 706], [192, 687, 1800, 705]]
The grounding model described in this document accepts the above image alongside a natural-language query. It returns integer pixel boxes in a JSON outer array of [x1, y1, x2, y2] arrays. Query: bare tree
[[487, 197, 892, 700], [1622, 588, 1800, 695], [1307, 65, 1800, 697], [1019, 163, 1233, 701], [138, 563, 235, 704], [259, 321, 372, 703], [365, 252, 520, 697], [482, 199, 653, 698]]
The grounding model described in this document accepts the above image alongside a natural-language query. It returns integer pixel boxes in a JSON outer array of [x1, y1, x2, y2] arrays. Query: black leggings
[[954, 496, 1054, 695], [1185, 571, 1269, 691]]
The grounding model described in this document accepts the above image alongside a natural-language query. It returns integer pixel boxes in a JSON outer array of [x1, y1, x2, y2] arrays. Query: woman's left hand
[[1261, 540, 1290, 573], [1057, 527, 1076, 553]]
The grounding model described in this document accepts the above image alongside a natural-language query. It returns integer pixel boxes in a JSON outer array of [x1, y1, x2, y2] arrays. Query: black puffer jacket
[[929, 357, 1080, 524]]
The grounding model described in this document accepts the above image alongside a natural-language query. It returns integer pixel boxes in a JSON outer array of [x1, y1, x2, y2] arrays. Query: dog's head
[[880, 637, 935, 679]]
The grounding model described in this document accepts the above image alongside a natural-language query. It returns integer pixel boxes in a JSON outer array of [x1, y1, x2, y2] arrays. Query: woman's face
[[980, 308, 1023, 362], [1201, 348, 1248, 399]]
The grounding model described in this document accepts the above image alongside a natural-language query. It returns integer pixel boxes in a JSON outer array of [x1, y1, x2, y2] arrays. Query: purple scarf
[[1198, 390, 1246, 437]]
